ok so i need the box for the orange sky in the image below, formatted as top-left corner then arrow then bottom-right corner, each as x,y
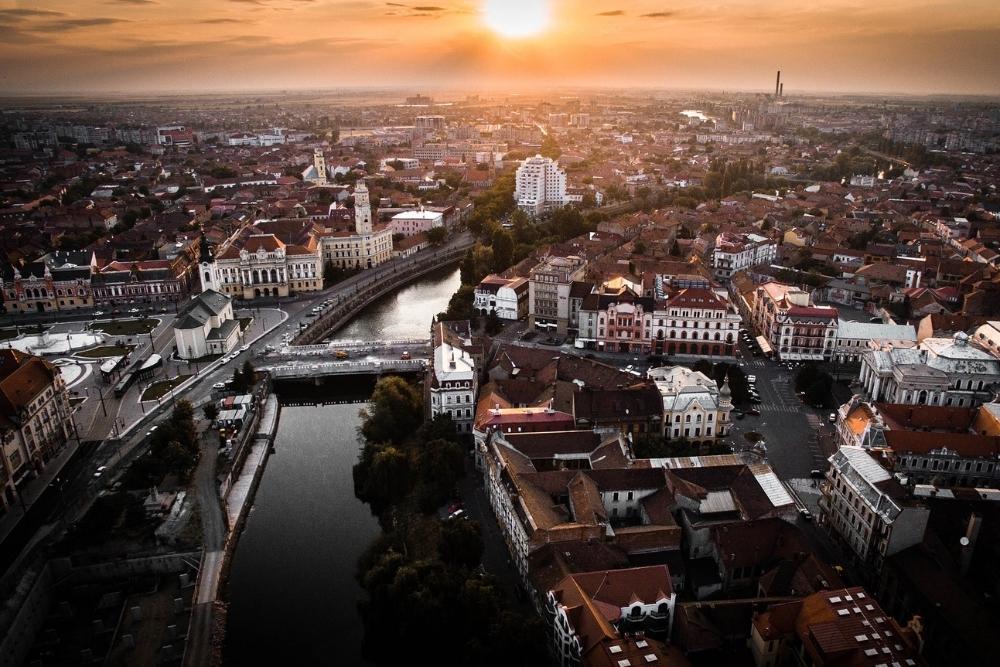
0,0 -> 998,95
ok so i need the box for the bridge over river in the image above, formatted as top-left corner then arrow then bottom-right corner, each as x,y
255,338 -> 431,379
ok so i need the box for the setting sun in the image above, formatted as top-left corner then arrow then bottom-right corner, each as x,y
482,0 -> 551,39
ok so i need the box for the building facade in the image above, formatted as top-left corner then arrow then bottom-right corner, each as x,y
0,350 -> 74,514
819,446 -> 929,572
515,155 -> 568,216
473,275 -> 529,320
210,234 -> 323,300
648,366 -> 733,442
92,260 -> 187,305
429,321 -> 478,433
859,333 -> 1000,408
1,251 -> 96,314
752,282 -> 837,361
711,232 -> 777,281
173,289 -> 240,360
317,181 -> 394,270
389,209 -> 443,237
529,256 -> 587,335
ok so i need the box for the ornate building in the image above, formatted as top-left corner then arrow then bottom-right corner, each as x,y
210,233 -> 323,300
1,251 -> 95,314
317,181 -> 394,270
0,350 -> 74,513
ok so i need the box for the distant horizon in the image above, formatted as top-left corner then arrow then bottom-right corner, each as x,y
0,83 -> 998,103
0,1 -> 997,98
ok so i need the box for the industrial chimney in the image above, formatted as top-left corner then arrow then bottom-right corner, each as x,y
775,70 -> 781,97
780,82 -> 784,97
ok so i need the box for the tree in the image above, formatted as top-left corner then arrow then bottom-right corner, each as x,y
438,518 -> 483,569
203,403 -> 218,421
444,285 -> 476,321
414,438 -> 465,512
540,133 -> 561,160
426,226 -> 447,245
490,227 -> 514,272
359,376 -> 423,445
485,309 -> 502,335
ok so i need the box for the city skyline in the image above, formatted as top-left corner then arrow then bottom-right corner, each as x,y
0,0 -> 998,96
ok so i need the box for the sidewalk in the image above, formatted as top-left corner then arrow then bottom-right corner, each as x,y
0,441 -> 79,545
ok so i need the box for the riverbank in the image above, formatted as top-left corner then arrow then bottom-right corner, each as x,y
182,393 -> 280,667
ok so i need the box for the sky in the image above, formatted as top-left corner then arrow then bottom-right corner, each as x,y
0,0 -> 998,96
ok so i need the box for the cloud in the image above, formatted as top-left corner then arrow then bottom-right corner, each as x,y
105,0 -> 158,5
640,12 -> 675,18
597,10 -> 625,17
199,18 -> 255,24
413,6 -> 445,10
28,18 -> 129,33
0,9 -> 65,19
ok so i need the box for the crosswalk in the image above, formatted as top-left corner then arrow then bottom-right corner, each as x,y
759,404 -> 803,414
740,360 -> 768,368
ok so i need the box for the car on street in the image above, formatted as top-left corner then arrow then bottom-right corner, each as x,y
400,351 -> 411,360
213,382 -> 226,389
799,507 -> 813,521
128,307 -> 140,314
810,469 -> 825,479
745,408 -> 760,416
828,412 -> 837,423
447,509 -> 466,520
240,344 -> 250,353
747,375 -> 757,383
93,310 -> 105,316
335,350 -> 349,359
93,465 -> 107,478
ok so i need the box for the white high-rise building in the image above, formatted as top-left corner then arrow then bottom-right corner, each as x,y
515,155 -> 568,216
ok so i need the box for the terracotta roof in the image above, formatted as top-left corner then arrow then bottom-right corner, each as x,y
243,234 -> 285,252
0,349 -> 59,415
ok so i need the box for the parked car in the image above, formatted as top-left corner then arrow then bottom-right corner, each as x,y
213,382 -> 226,389
799,507 -> 813,521
93,310 -> 105,316
335,350 -> 349,359
400,351 -> 411,360
747,375 -> 757,383
240,344 -> 250,353
810,469 -> 825,479
745,408 -> 760,416
828,412 -> 837,423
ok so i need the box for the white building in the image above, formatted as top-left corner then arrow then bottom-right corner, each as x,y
833,320 -> 917,363
859,333 -> 1000,408
820,446 -> 929,571
211,234 -> 323,299
515,155 -> 568,216
317,181 -> 394,270
648,366 -> 732,442
473,275 -> 529,320
711,232 -> 777,281
429,322 -> 478,433
752,282 -> 838,361
173,289 -> 240,360
389,209 -> 444,237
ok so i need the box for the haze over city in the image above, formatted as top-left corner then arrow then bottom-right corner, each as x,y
1,0 -> 999,95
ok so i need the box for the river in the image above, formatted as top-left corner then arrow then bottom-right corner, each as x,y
223,265 -> 460,665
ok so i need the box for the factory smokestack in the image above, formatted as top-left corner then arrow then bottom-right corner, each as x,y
775,70 -> 781,97
780,82 -> 784,97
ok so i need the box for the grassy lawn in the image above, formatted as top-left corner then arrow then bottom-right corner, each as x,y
69,397 -> 86,407
76,344 -> 134,359
184,352 -> 223,364
238,317 -> 253,332
92,318 -> 160,336
141,375 -> 192,402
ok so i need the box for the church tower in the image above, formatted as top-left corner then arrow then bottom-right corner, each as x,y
354,180 -> 372,235
198,233 -> 220,293
313,148 -> 328,186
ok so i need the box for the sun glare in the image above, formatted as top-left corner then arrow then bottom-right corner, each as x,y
482,0 -> 551,39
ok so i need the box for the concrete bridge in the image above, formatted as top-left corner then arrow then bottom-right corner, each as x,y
294,239 -> 473,345
258,357 -> 428,380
